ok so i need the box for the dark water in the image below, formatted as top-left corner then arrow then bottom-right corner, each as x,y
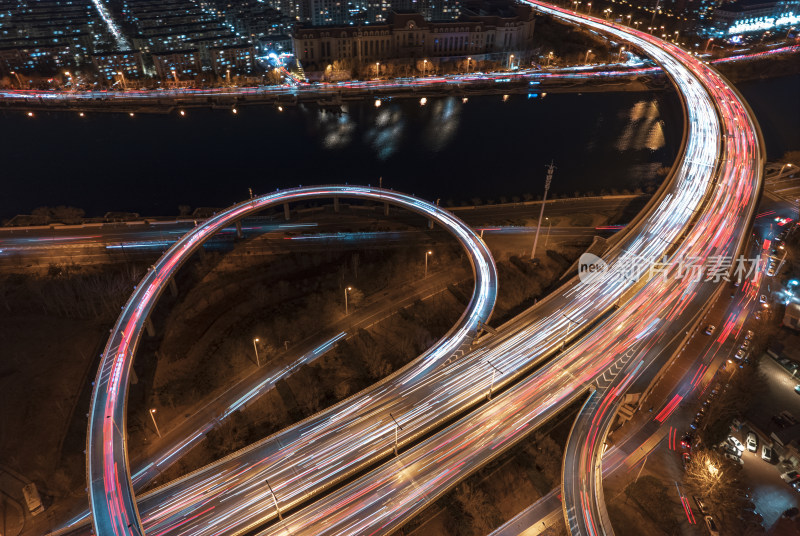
736,74 -> 800,161
0,75 -> 790,219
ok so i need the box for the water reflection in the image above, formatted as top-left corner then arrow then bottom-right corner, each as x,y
365,106 -> 404,160
318,106 -> 355,149
616,99 -> 666,152
423,98 -> 461,152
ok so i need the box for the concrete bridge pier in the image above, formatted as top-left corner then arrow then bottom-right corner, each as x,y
235,221 -> 243,239
145,318 -> 156,337
283,202 -> 291,220
169,279 -> 178,297
334,197 -> 340,212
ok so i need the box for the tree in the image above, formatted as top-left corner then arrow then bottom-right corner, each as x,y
684,448 -> 758,531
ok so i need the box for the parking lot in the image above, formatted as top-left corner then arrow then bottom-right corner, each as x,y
730,354 -> 800,526
726,426 -> 798,526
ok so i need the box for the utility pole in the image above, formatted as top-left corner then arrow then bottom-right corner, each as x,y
530,161 -> 555,261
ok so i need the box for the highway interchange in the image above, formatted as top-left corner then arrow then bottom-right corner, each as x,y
32,2 -> 765,536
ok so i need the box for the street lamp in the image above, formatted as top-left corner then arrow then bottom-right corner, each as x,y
465,56 -> 471,73
509,54 -> 514,69
116,70 -> 127,90
10,70 -> 23,89
547,51 -> 554,66
149,408 -> 161,438
584,49 -> 592,64
253,338 -> 261,367
345,286 -> 352,315
486,360 -> 503,400
375,62 -> 380,78
423,58 -> 428,77
617,47 -> 626,62
586,2 -> 591,13
779,163 -> 794,176
389,412 -> 403,456
424,250 -> 433,277
265,478 -> 282,520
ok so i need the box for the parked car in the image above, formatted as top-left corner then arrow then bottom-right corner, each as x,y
780,470 -> 800,483
694,496 -> 709,515
747,432 -> 758,452
728,436 -> 745,453
704,515 -> 721,536
681,433 -> 694,449
725,452 -> 744,465
760,294 -> 768,303
705,324 -> 716,335
735,348 -> 747,360
682,452 -> 691,470
763,445 -> 773,462
741,340 -> 751,349
744,329 -> 754,340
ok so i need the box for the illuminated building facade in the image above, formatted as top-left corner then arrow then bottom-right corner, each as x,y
708,0 -> 800,35
293,2 -> 533,71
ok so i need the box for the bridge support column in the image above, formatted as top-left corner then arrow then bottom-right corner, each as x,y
145,318 -> 156,337
384,202 -> 389,216
235,221 -> 243,239
169,279 -> 178,297
334,197 -> 339,212
283,202 -> 290,220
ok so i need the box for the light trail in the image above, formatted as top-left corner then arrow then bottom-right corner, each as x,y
86,186 -> 498,536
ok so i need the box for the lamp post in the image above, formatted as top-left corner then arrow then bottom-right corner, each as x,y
375,62 -> 380,78
509,54 -> 514,69
547,51 -> 554,66
149,409 -> 161,438
617,47 -> 626,62
117,71 -> 127,90
265,479 -> 282,520
424,250 -> 432,277
423,58 -> 427,77
10,71 -> 23,88
253,338 -> 261,367
586,2 -> 591,13
486,360 -> 503,400
389,413 -> 403,456
779,163 -> 794,176
544,217 -> 552,249
531,161 -> 555,260
584,49 -> 592,64
345,286 -> 352,315
561,313 -> 578,351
